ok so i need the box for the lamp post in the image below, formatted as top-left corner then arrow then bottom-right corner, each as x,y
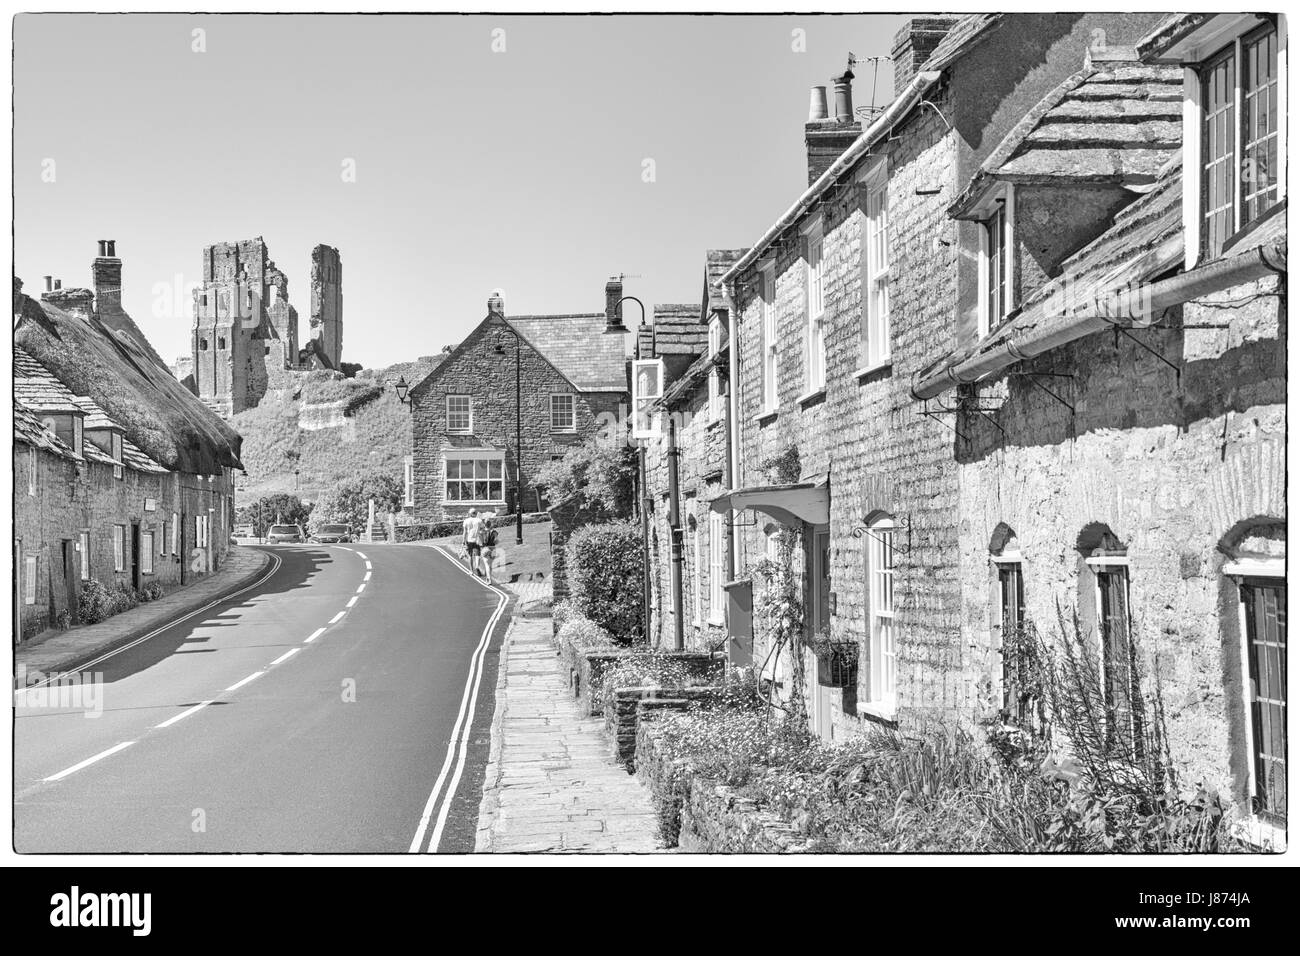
493,327 -> 525,546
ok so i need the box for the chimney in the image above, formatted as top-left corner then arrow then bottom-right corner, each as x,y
487,289 -> 505,316
43,286 -> 95,321
891,16 -> 961,91
605,277 -> 625,331
93,238 -> 122,319
54,278 -> 62,290
805,69 -> 861,186
43,275 -> 53,292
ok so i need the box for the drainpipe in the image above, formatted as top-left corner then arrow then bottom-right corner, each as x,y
667,415 -> 684,651
724,282 -> 742,581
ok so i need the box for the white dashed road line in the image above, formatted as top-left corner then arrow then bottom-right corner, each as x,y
305,627 -> 327,644
269,648 -> 300,667
153,701 -> 213,730
328,611 -> 346,625
44,741 -> 136,782
346,596 -> 359,608
225,671 -> 264,693
356,583 -> 366,593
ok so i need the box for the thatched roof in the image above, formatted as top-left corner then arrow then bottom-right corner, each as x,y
14,293 -> 243,474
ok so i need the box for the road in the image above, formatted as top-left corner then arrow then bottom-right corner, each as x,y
14,543 -> 510,853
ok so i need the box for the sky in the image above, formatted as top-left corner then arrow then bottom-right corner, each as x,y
14,13 -> 908,370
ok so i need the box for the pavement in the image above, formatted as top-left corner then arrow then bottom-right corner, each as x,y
14,542 -> 510,853
15,546 -> 272,679
475,616 -> 663,853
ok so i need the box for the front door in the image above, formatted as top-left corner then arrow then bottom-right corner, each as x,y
61,540 -> 79,626
131,523 -> 141,592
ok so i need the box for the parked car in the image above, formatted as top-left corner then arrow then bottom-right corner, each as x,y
311,524 -> 353,544
266,524 -> 305,544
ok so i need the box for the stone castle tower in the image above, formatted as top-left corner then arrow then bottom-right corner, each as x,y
307,245 -> 343,370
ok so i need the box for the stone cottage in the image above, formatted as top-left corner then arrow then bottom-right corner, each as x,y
14,267 -> 243,642
711,13 -> 1173,742
913,11 -> 1287,844
406,288 -> 628,523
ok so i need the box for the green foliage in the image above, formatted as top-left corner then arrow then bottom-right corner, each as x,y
556,615 -> 617,651
535,439 -> 637,517
236,494 -> 313,536
565,518 -> 645,641
310,472 -> 403,532
78,580 -> 140,625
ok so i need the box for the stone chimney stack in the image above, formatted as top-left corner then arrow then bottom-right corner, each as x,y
804,68 -> 861,186
487,289 -> 505,316
605,276 -> 624,331
43,276 -> 53,292
891,16 -> 961,90
43,286 -> 95,321
92,238 -> 122,319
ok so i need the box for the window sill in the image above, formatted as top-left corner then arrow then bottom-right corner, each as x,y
707,616 -> 725,627
855,701 -> 898,723
796,387 -> 826,408
706,416 -> 726,430
753,409 -> 778,426
550,430 -> 578,436
854,358 -> 892,381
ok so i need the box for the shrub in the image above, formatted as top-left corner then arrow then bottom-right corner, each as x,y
311,472 -> 403,533
140,581 -> 165,602
535,440 -> 636,516
596,655 -> 707,714
552,600 -> 577,628
556,615 -> 616,651
565,518 -> 644,641
78,580 -> 114,624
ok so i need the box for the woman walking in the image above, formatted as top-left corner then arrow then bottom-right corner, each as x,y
480,513 -> 501,584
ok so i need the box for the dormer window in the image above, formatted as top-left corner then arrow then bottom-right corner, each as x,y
73,416 -> 83,457
111,431 -> 123,479
977,186 -> 1015,337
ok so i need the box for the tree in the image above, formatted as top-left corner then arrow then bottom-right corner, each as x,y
311,472 -> 404,532
236,493 -> 313,536
534,439 -> 637,518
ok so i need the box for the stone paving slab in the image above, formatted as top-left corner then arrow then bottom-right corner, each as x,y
475,617 -> 662,854
14,546 -> 272,680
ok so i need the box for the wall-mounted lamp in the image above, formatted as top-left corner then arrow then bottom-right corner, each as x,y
394,375 -> 410,404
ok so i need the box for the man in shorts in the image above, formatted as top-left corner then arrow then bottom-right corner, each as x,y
462,508 -> 484,575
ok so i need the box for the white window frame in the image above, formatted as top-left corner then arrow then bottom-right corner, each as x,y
111,431 -> 124,480
403,455 -> 415,507
73,416 -> 83,457
631,358 -> 665,439
708,511 -> 725,625
443,449 -> 506,505
861,516 -> 897,716
760,265 -> 778,412
859,164 -> 891,370
803,222 -> 827,392
1180,16 -> 1287,266
707,316 -> 724,422
113,525 -> 126,572
141,532 -> 155,574
27,445 -> 36,496
79,531 -> 91,580
977,185 -> 1015,338
24,554 -> 38,605
550,393 -> 577,433
446,394 -> 473,435
692,519 -> 703,627
171,512 -> 179,557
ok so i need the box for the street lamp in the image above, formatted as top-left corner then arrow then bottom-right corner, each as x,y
394,375 -> 410,404
493,327 -> 525,546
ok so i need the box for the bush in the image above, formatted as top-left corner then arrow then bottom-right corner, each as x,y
535,440 -> 636,516
552,600 -> 577,628
78,580 -> 114,624
565,518 -> 644,641
140,581 -> 164,602
596,655 -> 708,714
556,615 -> 616,651
311,472 -> 404,533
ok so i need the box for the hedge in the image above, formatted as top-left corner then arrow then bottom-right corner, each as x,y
564,518 -> 644,641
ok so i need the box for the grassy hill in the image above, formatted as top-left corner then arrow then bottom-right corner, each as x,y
233,357 -> 442,502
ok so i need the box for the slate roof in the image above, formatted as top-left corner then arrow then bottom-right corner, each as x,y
14,346 -> 87,414
660,345 -> 726,409
15,295 -> 244,473
704,250 -> 747,313
506,313 -> 627,393
950,51 -> 1182,216
1135,13 -> 1215,60
13,401 -> 78,460
919,13 -> 1001,72
646,304 -> 708,358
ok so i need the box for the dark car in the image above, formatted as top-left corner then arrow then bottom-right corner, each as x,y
311,524 -> 353,544
266,524 -> 305,544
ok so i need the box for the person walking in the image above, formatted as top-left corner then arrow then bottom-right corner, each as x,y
480,513 -> 501,584
462,508 -> 484,574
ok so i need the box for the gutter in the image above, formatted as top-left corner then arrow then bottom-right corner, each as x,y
911,239 -> 1287,400
718,71 -> 942,288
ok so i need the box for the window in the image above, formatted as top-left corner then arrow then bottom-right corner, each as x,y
73,416 -> 83,457
995,556 -> 1026,722
550,394 -> 576,433
861,171 -> 891,368
1198,23 -> 1281,258
444,452 -> 505,503
978,189 -> 1015,336
708,511 -> 725,624
27,446 -> 36,496
631,358 -> 664,438
760,267 -> 778,411
113,525 -> 125,572
111,431 -> 123,480
691,518 -> 702,627
198,338 -> 208,351
805,227 -> 826,391
79,531 -> 90,580
24,555 -> 37,605
707,317 -> 724,422
196,515 -> 209,549
1087,553 -> 1136,746
217,337 -> 226,350
1239,578 -> 1286,824
446,395 -> 473,434
403,455 -> 415,507
171,513 -> 179,557
864,516 -> 896,710
141,533 -> 154,574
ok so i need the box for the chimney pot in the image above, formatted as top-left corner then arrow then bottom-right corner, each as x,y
808,86 -> 829,122
44,275 -> 53,292
54,279 -> 62,290
832,70 -> 855,123
107,240 -> 116,257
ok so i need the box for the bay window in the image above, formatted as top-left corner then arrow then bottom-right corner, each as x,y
444,451 -> 505,504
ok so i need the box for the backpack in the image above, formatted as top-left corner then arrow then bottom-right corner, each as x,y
486,529 -> 499,548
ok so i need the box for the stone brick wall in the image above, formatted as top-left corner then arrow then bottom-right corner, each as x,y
409,313 -> 625,522
955,274 -> 1286,815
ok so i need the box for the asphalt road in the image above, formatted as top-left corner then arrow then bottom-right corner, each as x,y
14,543 -> 510,853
